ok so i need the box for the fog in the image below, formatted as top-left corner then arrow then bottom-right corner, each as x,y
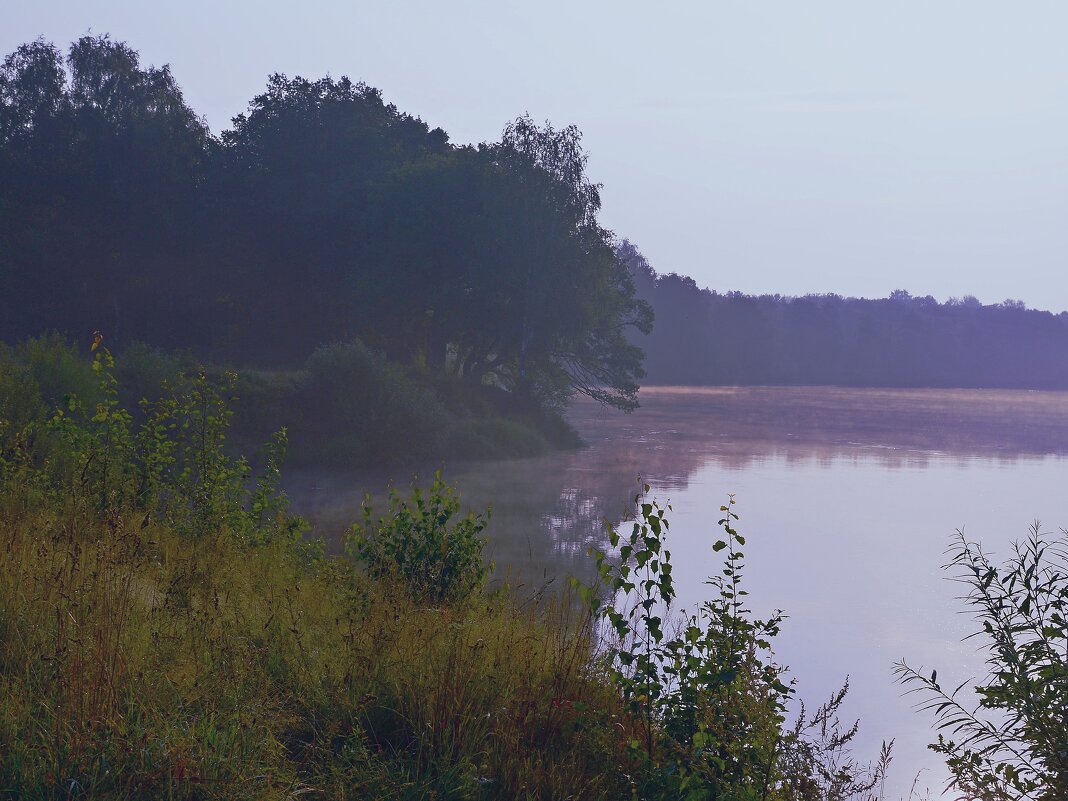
288,386 -> 1068,798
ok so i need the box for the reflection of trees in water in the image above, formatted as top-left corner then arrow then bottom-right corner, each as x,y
286,387 -> 1068,586
543,488 -> 602,557
595,387 -> 1068,461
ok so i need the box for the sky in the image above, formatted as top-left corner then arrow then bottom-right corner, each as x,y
6,1 -> 1068,308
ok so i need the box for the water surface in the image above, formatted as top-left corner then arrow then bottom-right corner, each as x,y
288,386 -> 1068,798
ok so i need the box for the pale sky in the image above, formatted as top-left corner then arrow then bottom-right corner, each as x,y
6,1 -> 1068,309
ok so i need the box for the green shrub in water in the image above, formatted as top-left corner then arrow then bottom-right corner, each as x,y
346,472 -> 490,604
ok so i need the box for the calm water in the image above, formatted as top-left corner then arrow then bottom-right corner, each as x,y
287,386 -> 1068,798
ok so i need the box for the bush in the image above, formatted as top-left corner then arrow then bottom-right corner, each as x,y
445,416 -> 551,459
296,340 -> 450,463
3,334 -> 574,470
346,473 -> 490,603
584,490 -> 888,800
0,333 -> 98,447
896,526 -> 1068,800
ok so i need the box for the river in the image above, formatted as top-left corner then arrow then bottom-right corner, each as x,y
286,386 -> 1068,798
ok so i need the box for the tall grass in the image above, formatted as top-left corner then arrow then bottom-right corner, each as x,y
0,475 -> 623,799
0,340 -> 891,800
4,521 -> 630,797
0,344 -> 624,799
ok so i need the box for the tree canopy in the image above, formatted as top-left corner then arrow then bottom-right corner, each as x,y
0,36 -> 651,412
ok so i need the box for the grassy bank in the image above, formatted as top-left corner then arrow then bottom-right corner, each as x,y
1,335 -> 579,473
0,343 -> 618,799
0,342 -> 887,800
0,506 -> 619,799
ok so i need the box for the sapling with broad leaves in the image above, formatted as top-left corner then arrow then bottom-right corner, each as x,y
585,490 -> 888,801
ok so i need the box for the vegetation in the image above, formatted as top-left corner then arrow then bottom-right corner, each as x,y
0,35 -> 651,419
0,345 -> 891,799
0,333 -> 578,468
896,527 -> 1068,800
9,27 -> 1042,801
346,473 -> 491,604
621,241 -> 1068,389
11,32 -> 1068,428
584,493 -> 890,800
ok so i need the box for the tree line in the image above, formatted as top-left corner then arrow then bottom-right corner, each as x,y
621,241 -> 1068,389
8,34 -> 1067,406
0,35 -> 651,412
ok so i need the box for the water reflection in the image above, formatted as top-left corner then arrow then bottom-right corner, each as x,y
287,386 -> 1068,581
284,386 -> 1068,797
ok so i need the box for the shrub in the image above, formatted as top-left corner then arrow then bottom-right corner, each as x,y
0,333 -> 98,451
346,473 -> 490,603
896,526 -> 1068,800
8,332 -> 99,409
30,338 -> 306,547
445,416 -> 550,459
584,490 -> 888,800
297,340 -> 450,463
114,341 -> 184,409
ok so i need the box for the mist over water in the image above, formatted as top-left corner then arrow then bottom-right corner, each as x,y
288,386 -> 1068,798
5,11 -> 1066,792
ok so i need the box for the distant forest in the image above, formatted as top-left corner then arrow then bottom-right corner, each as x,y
5,35 -> 1068,409
622,244 -> 1068,389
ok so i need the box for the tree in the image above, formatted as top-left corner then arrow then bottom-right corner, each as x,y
216,74 -> 451,362
459,116 -> 652,411
0,35 -> 209,349
1,37 -> 653,417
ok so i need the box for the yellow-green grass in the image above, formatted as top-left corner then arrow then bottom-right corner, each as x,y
0,492 -> 629,800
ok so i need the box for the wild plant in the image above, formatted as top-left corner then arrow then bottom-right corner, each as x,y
47,335 -> 136,515
896,525 -> 1068,801
3,334 -> 306,556
778,690 -> 894,801
345,472 -> 490,603
134,367 -> 248,539
588,490 -> 888,801
246,428 -> 308,546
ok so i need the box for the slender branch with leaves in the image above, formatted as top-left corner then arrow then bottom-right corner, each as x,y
896,524 -> 1068,801
585,490 -> 888,801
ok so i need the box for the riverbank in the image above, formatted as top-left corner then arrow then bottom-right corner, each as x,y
1,334 -> 582,473
284,384 -> 1068,798
0,346 -> 885,800
0,478 -> 623,799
